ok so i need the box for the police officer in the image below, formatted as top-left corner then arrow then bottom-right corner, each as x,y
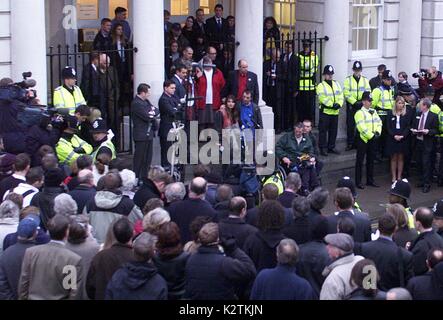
337,176 -> 362,212
55,115 -> 93,166
432,199 -> 443,237
53,67 -> 87,115
296,39 -> 319,123
343,61 -> 371,151
354,92 -> 382,189
316,65 -> 344,156
372,69 -> 395,159
90,118 -> 116,162
388,179 -> 414,230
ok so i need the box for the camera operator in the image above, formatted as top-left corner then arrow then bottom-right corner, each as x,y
53,66 -> 87,115
417,66 -> 443,108
159,80 -> 183,168
131,83 -> 160,180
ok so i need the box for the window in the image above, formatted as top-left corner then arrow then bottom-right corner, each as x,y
274,0 -> 296,35
199,0 -> 217,15
352,0 -> 383,57
171,0 -> 189,16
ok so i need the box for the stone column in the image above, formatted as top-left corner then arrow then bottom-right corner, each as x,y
11,0 -> 48,105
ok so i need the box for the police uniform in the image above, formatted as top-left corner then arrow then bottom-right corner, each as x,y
90,118 -> 116,162
316,65 -> 344,155
371,70 -> 395,158
337,176 -> 363,212
432,200 -> 443,238
296,40 -> 319,123
343,61 -> 371,150
390,179 -> 415,230
53,67 -> 87,115
354,92 -> 382,188
55,116 -> 93,166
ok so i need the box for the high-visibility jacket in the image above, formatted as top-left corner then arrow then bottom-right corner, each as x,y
438,111 -> 443,138
405,207 -> 415,231
261,172 -> 284,195
316,80 -> 344,116
53,85 -> 87,115
297,52 -> 319,91
92,139 -> 117,162
56,135 -> 93,166
371,86 -> 394,116
343,75 -> 371,105
354,107 -> 382,143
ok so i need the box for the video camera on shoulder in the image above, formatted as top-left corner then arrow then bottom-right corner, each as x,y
412,69 -> 431,79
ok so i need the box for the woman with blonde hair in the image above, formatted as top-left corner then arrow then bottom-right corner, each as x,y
386,203 -> 417,249
386,96 -> 411,183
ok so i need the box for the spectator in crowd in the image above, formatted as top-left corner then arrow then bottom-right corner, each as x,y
153,222 -> 190,300
337,217 -> 362,255
183,216 -> 213,254
93,18 -> 113,51
410,207 -> 443,275
320,233 -> 364,300
407,248 -> 443,300
133,198 -> 164,236
347,259 -> 386,300
386,203 -> 418,249
168,177 -> 217,244
0,153 -> 16,184
111,23 -> 132,102
66,155 -> 93,191
84,172 -> 142,243
327,188 -> 372,243
263,49 -> 284,132
93,153 -> 111,185
164,182 -> 186,207
283,197 -> 311,245
53,194 -> 78,217
25,116 -> 60,167
105,232 -> 167,300
337,176 -> 363,212
86,218 -> 134,300
397,71 -> 419,100
263,17 -> 280,59
81,53 -> 101,111
184,223 -> 256,300
244,200 -> 286,272
18,215 -> 83,300
182,16 -> 196,47
278,172 -> 301,208
65,215 -> 100,300
220,47 -> 235,79
194,8 -> 206,42
142,208 -> 170,235
0,201 -> 20,252
433,199 -> 443,238
303,120 -> 320,157
111,7 -> 131,41
360,214 -> 413,290
169,24 -> 190,53
0,153 -> 30,201
68,169 -> 96,214
251,239 -> 315,300
418,66 -> 443,108
205,4 -> 227,54
306,187 -> 329,226
296,215 -> 331,297
3,167 -> 43,208
134,172 -> 172,210
219,196 -> 258,249
97,54 -> 120,130
224,59 -> 260,104
215,95 -> 240,134
0,215 -> 38,299
119,169 -> 137,199
225,16 -> 235,45
386,288 -> 412,300
212,185 -> 234,220
165,41 -> 181,78
164,10 -> 173,41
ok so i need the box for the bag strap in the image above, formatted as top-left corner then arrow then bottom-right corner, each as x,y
22,189 -> 35,199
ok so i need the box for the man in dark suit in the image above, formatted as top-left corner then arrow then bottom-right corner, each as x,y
131,83 -> 159,180
412,98 -> 439,193
159,80 -> 182,168
281,41 -> 300,131
164,10 -> 173,43
205,4 -> 227,54
278,172 -> 301,208
93,18 -> 113,51
224,59 -> 260,104
327,187 -> 372,243
360,214 -> 413,291
170,64 -> 187,101
80,52 -> 101,110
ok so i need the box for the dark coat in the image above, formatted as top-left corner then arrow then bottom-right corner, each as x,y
80,63 -> 101,105
105,261 -> 168,300
409,230 -> 443,276
68,185 -> 97,214
407,263 -> 443,300
0,175 -> 25,201
86,243 -> 134,300
327,210 -> 372,243
360,237 -> 414,290
133,179 -> 162,210
184,246 -> 256,300
246,207 -> 293,228
170,75 -> 187,100
131,96 -> 159,142
250,265 -> 315,300
152,251 -> 190,300
214,201 -> 230,220
412,110 -> 439,150
219,217 -> 259,249
296,240 -> 331,297
283,216 -> 312,245
205,16 -> 228,48
278,191 -> 297,209
276,133 -> 314,163
30,187 -> 65,231
0,240 -> 35,300
393,227 -> 418,249
347,288 -> 386,300
158,92 -> 181,139
243,230 -> 285,272
224,71 -> 260,105
2,229 -> 49,252
168,198 -> 217,244
25,125 -> 59,166
92,32 -> 113,51
263,59 -> 285,101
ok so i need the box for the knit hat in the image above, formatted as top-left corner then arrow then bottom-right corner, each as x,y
0,153 -> 16,176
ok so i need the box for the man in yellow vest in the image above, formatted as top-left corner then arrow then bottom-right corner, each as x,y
371,69 -> 394,160
316,65 -> 344,156
90,118 -> 116,162
53,67 -> 87,115
343,61 -> 371,151
354,92 -> 382,189
55,115 -> 93,166
296,39 -> 319,123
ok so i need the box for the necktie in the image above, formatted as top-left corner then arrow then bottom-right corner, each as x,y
217,19 -> 222,30
418,113 -> 426,131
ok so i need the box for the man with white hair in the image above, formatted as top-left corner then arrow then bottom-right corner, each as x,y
0,200 -> 20,253
53,194 -> 78,217
164,182 -> 186,206
69,169 -> 96,214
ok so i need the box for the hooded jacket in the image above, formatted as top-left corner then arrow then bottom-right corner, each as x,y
105,261 -> 168,300
243,230 -> 285,272
85,191 -> 143,244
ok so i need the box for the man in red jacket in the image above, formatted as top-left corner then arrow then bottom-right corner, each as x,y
195,56 -> 226,131
418,66 -> 443,108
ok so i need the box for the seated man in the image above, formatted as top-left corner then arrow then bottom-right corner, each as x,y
276,122 -> 320,194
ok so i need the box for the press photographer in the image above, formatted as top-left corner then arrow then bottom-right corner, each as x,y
417,66 -> 443,108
